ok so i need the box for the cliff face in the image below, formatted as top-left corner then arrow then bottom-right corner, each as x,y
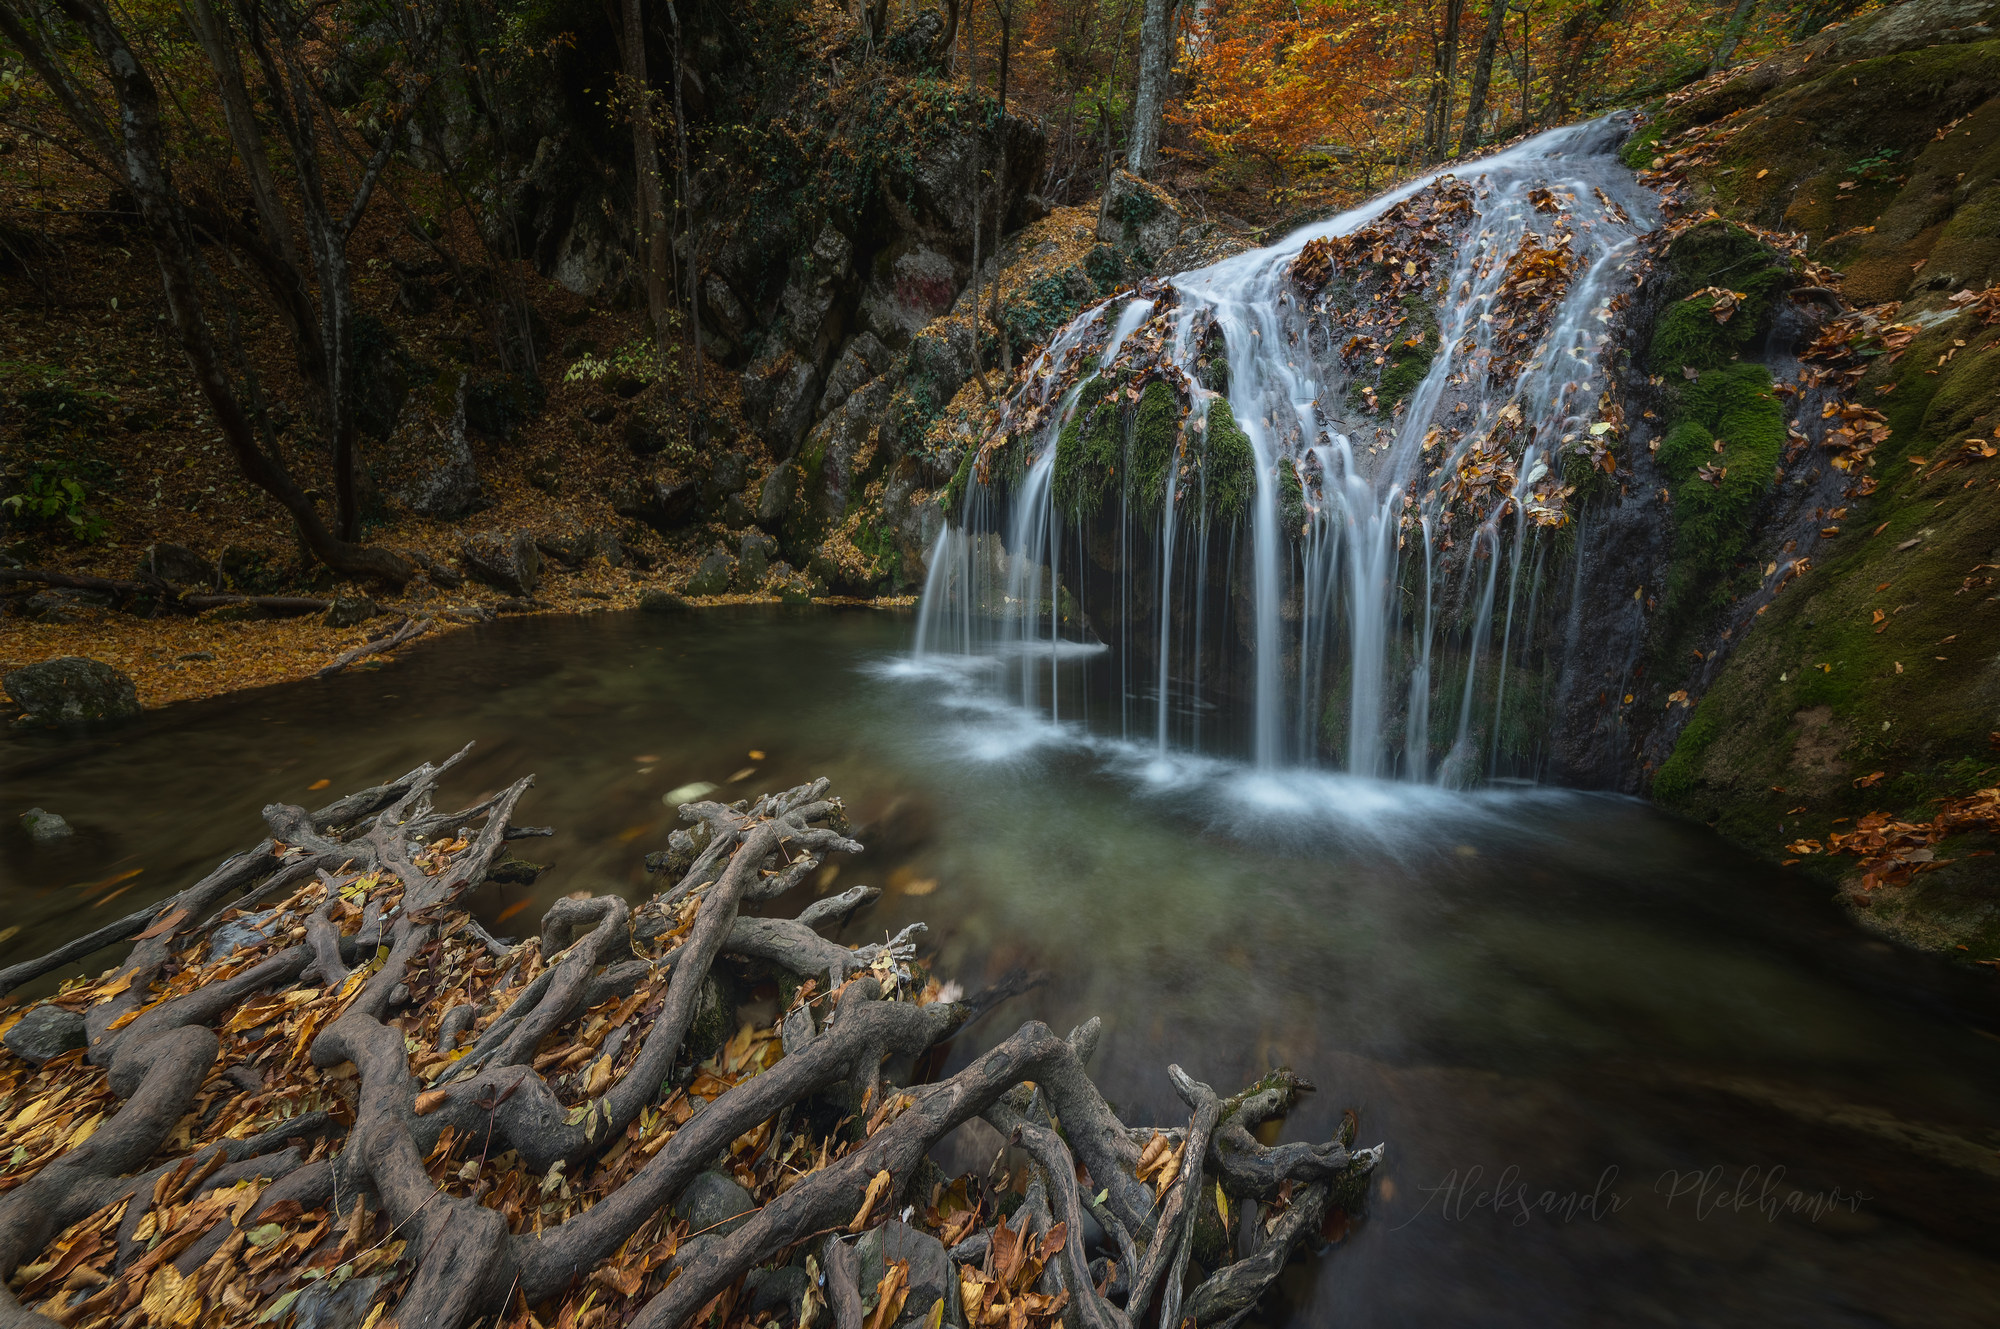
1598,0 -> 2000,955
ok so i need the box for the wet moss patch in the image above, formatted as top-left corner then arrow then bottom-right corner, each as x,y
1202,399 -> 1256,526
1053,375 -> 1121,521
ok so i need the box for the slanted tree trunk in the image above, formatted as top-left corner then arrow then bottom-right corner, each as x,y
1127,0 -> 1177,176
1459,0 -> 1507,155
1709,0 -> 1759,73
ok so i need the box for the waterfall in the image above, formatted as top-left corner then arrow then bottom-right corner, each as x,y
914,116 -> 1657,784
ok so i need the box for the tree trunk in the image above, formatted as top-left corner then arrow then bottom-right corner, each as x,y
667,1 -> 701,408
969,2 -> 983,392
620,0 -> 673,368
1126,0 -> 1176,176
1459,0 -> 1506,155
1709,0 -> 1759,73
1425,0 -> 1466,161
1539,0 -> 1622,127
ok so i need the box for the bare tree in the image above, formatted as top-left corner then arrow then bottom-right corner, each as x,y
1709,0 -> 1759,72
0,0 -> 426,583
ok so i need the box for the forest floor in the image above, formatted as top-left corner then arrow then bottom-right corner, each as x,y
0,168 -> 914,715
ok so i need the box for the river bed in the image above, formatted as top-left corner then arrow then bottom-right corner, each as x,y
4,606 -> 1997,1325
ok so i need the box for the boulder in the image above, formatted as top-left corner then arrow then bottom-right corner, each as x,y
324,596 -> 382,629
638,588 -> 689,614
781,225 -> 856,362
5,656 -> 141,725
857,241 -> 962,348
461,533 -> 542,598
1,1005 -> 86,1066
737,530 -> 778,589
615,476 -> 702,535
857,1221 -> 962,1329
818,333 -> 890,418
208,906 -> 285,961
705,452 -> 750,512
674,1171 -> 754,1240
759,460 -> 796,526
137,542 -> 214,586
1098,170 -> 1183,267
23,589 -> 108,622
20,807 -> 72,842
684,548 -> 737,597
741,352 -> 821,459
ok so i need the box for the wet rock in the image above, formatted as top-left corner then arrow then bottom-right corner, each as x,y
5,656 -> 141,725
684,548 -> 737,597
738,530 -> 778,589
1098,170 -> 1182,267
324,596 -> 382,629
744,1266 -> 810,1319
2,1005 -> 86,1066
137,542 -> 214,586
857,1221 -> 961,1329
675,1171 -> 754,1239
460,533 -> 542,598
20,807 -> 73,842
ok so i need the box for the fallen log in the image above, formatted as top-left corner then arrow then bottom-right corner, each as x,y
0,567 -> 332,617
0,753 -> 1381,1329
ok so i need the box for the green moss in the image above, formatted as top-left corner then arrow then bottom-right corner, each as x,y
1646,222 -> 1793,375
1377,296 -> 1440,410
1619,114 -> 1667,171
1201,399 -> 1256,526
1655,362 -> 1785,630
1653,708 -> 1720,805
941,445 -> 977,515
1130,381 -> 1180,519
1277,456 -> 1307,538
1053,376 -> 1121,521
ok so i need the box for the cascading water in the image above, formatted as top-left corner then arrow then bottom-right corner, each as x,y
913,115 -> 1658,784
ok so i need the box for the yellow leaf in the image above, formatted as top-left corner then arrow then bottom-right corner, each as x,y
141,1264 -> 203,1328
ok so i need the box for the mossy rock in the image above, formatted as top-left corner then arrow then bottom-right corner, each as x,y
1129,381 -> 1181,519
1277,456 -> 1308,538
1377,295 -> 1439,411
1053,375 -> 1122,521
1655,362 -> 1786,633
1201,399 -> 1256,526
1645,222 -> 1793,376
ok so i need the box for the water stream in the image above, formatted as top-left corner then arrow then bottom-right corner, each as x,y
4,609 -> 1997,1323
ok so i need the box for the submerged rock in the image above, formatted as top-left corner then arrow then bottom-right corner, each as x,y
20,808 -> 72,842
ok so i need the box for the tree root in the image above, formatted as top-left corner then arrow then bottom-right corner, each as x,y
0,756 -> 1381,1329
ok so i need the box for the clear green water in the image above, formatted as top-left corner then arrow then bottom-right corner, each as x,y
4,607 -> 1997,1324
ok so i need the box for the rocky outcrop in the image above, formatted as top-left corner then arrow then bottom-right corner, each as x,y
1573,0 -> 2000,956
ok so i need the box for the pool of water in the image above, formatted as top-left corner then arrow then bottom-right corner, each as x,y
5,607 -> 1997,1325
